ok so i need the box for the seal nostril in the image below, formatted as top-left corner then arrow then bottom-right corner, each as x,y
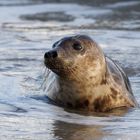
44,51 -> 58,59
51,51 -> 57,58
44,52 -> 50,59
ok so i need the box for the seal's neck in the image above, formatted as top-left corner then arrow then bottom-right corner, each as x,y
58,62 -> 107,88
69,60 -> 107,86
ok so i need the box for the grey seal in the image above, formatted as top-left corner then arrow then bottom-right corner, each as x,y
44,35 -> 138,112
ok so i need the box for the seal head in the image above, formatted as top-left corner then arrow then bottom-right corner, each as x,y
44,35 -> 106,85
44,35 -> 138,112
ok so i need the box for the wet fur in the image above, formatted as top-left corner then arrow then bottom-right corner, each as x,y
44,35 -> 138,112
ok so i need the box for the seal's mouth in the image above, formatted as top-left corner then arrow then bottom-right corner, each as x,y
44,56 -> 74,78
44,50 -> 66,75
44,57 -> 58,69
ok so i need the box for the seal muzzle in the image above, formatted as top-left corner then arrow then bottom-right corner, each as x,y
44,50 -> 58,59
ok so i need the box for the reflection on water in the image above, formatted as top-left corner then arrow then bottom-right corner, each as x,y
53,121 -> 106,140
0,0 -> 140,139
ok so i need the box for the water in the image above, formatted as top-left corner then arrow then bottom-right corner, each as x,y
0,0 -> 140,139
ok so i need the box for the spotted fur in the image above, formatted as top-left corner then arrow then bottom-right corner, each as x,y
44,35 -> 138,112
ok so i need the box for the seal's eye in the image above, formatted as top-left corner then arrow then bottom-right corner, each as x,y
72,43 -> 83,51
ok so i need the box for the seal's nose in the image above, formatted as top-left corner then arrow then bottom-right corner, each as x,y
44,50 -> 58,59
